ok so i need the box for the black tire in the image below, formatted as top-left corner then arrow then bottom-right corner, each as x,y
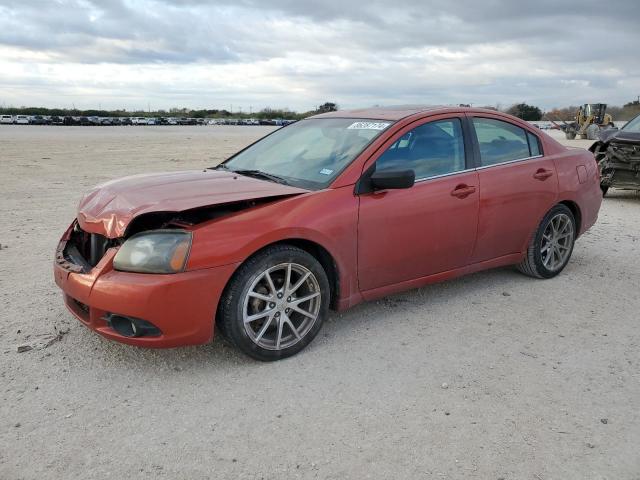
565,130 -> 576,140
517,204 -> 576,279
601,185 -> 609,196
217,244 -> 330,361
586,124 -> 600,141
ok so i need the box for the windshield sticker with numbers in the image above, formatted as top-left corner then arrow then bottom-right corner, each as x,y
347,122 -> 391,130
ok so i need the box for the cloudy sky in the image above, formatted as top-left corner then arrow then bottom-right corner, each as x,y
1,0 -> 639,112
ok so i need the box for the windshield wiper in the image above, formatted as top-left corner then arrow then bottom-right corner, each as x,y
230,169 -> 289,185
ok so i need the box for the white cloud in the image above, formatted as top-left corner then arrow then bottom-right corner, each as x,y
0,0 -> 639,111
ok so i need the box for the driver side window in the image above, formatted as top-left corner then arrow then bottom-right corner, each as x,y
376,118 -> 466,180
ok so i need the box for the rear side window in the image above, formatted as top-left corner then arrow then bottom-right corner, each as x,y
472,118 -> 541,167
527,131 -> 542,156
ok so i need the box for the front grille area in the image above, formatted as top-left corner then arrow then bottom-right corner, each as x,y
610,142 -> 640,165
56,222 -> 117,273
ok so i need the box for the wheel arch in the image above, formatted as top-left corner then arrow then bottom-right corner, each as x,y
273,238 -> 340,310
221,238 -> 341,311
558,200 -> 582,235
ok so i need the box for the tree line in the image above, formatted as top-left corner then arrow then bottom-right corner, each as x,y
499,100 -> 640,122
0,102 -> 339,120
2,100 -> 639,122
541,100 -> 640,122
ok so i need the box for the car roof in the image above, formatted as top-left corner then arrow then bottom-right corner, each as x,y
310,105 -> 496,121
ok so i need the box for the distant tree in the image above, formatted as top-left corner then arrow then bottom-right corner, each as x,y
505,103 -> 543,121
316,102 -> 338,113
542,106 -> 579,122
619,99 -> 640,120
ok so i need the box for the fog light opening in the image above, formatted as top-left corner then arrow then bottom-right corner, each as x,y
106,314 -> 161,338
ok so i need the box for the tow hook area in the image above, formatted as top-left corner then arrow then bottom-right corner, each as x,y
105,313 -> 162,338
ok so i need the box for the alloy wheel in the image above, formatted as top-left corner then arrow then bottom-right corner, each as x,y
540,213 -> 574,271
242,263 -> 321,350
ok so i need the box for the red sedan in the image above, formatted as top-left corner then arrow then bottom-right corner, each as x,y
54,106 -> 602,361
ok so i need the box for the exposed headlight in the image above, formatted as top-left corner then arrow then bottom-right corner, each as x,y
113,230 -> 192,274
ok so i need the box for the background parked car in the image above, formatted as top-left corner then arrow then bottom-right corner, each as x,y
15,115 -> 29,124
0,115 -> 13,124
30,115 -> 47,125
590,113 -> 640,195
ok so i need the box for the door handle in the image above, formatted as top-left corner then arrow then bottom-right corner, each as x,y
533,168 -> 554,181
451,184 -> 476,199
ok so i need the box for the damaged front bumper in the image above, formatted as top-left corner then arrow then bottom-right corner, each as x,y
54,222 -> 238,348
598,141 -> 640,190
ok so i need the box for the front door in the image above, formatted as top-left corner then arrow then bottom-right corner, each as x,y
357,116 -> 479,291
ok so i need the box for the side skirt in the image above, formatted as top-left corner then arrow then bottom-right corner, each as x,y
359,253 -> 524,303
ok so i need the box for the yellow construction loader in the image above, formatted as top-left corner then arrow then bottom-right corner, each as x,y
556,104 -> 616,140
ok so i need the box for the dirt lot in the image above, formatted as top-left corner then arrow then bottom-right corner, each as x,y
0,126 -> 638,479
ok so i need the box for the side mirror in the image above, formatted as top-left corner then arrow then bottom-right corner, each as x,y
370,169 -> 415,190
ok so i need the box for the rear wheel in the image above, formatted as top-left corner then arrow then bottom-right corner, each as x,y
586,124 -> 600,141
517,205 -> 576,279
218,245 -> 330,361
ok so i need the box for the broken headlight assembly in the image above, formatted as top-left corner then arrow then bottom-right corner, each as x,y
113,230 -> 192,274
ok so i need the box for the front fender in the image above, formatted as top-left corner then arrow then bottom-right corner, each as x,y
185,186 -> 361,307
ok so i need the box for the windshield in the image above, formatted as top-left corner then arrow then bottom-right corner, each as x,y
622,114 -> 640,133
219,118 -> 393,189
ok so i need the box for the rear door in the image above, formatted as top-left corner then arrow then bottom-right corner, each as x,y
357,115 -> 479,291
468,115 -> 558,263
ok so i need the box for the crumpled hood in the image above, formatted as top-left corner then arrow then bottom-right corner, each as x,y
598,128 -> 640,144
608,131 -> 640,144
77,169 -> 309,238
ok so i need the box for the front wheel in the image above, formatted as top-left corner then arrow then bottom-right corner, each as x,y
517,205 -> 576,279
218,245 -> 330,361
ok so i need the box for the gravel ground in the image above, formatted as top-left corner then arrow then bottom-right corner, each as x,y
0,126 -> 638,479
